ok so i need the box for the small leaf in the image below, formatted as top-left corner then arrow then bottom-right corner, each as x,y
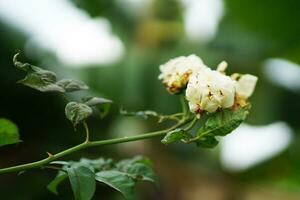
126,163 -> 157,184
195,136 -> 219,148
194,105 -> 251,148
0,118 -> 21,147
56,79 -> 89,92
51,156 -> 157,200
13,52 -> 35,72
83,97 -> 113,119
13,53 -> 65,93
120,110 -> 158,119
83,97 -> 112,106
50,161 -> 70,165
116,156 -> 158,185
96,170 -> 135,200
79,158 -> 113,171
198,105 -> 250,137
67,166 -> 96,200
18,71 -> 64,93
65,102 -> 93,126
47,171 -> 68,195
161,128 -> 190,145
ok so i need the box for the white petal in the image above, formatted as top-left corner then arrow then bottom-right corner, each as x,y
158,54 -> 209,93
186,68 -> 235,114
236,74 -> 258,98
217,61 -> 228,72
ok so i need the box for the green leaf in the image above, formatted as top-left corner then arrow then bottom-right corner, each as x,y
161,128 -> 190,145
195,136 -> 219,148
0,118 -> 21,147
120,110 -> 158,119
65,102 -> 93,126
51,156 -> 157,200
116,156 -> 153,169
18,71 -> 64,93
13,53 -> 65,93
50,161 -> 70,165
198,105 -> 250,137
83,97 -> 113,119
13,52 -> 35,72
126,163 -> 157,184
78,158 -> 113,171
47,171 -> 68,195
194,105 -> 250,148
116,156 -> 157,184
67,166 -> 96,200
95,170 -> 135,200
56,79 -> 89,92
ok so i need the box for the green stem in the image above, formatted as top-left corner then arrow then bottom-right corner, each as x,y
83,122 -> 90,143
184,117 -> 198,131
180,95 -> 189,118
0,120 -> 189,175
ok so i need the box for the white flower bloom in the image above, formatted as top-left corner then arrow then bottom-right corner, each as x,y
186,68 -> 236,117
158,54 -> 208,94
235,74 -> 258,99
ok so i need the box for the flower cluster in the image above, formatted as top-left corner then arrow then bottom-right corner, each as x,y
159,55 -> 258,118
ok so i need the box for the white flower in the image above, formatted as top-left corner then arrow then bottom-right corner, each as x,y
186,68 -> 236,117
235,74 -> 258,99
158,54 -> 208,94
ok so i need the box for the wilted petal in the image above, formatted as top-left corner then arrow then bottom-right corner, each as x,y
158,54 -> 208,94
186,68 -> 236,116
236,74 -> 258,98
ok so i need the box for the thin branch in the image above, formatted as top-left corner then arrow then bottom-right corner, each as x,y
83,122 -> 90,143
184,117 -> 198,131
0,119 -> 191,175
180,95 -> 189,118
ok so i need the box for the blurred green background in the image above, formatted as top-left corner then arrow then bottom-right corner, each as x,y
1,0 -> 300,199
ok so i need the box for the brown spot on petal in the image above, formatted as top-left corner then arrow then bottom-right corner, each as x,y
232,94 -> 248,110
195,104 -> 204,115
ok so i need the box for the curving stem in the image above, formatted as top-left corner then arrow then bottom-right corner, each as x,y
0,119 -> 191,175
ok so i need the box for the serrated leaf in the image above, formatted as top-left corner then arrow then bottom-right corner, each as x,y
161,128 -> 190,145
96,170 -> 135,200
126,163 -> 157,184
120,110 -> 158,119
0,118 -> 21,147
50,156 -> 157,200
47,171 -> 68,195
56,79 -> 89,92
116,156 -> 158,185
116,156 -> 152,173
13,53 -> 65,93
83,97 -> 112,119
67,166 -> 96,200
18,71 -> 64,93
194,105 -> 250,148
198,105 -> 250,137
65,102 -> 93,126
79,158 -> 113,171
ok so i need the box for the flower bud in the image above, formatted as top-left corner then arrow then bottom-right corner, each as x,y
158,54 -> 207,94
217,61 -> 228,73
